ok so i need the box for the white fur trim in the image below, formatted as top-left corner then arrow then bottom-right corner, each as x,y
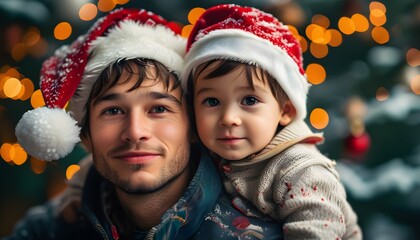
183,29 -> 310,120
15,107 -> 81,161
70,20 -> 186,124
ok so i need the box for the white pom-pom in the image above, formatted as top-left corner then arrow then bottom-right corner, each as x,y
15,107 -> 81,161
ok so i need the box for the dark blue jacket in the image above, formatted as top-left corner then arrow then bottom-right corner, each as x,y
5,150 -> 282,239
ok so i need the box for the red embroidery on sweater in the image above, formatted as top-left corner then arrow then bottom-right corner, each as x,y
285,182 -> 292,192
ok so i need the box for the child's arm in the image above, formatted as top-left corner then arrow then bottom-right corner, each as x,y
274,164 -> 362,239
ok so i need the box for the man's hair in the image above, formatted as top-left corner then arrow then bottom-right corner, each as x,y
186,59 -> 289,140
80,58 -> 181,137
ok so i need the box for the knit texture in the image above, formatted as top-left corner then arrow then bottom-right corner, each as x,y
220,120 -> 362,239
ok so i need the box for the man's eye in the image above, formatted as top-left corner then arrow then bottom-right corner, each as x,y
151,106 -> 168,113
242,96 -> 258,106
104,108 -> 122,115
204,98 -> 219,107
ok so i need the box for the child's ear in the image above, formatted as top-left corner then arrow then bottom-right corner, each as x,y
279,101 -> 296,126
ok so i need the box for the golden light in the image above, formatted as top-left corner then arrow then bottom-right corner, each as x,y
54,22 -> 72,41
306,63 -> 326,85
1,143 -> 13,162
311,14 -> 330,28
370,11 -> 387,26
12,82 -> 25,100
5,68 -> 20,78
410,74 -> 420,95
327,29 -> 343,47
376,87 -> 389,101
351,14 -> 369,32
369,1 -> 387,13
371,26 -> 389,44
23,27 -> 41,47
11,143 -> 27,166
79,3 -> 98,21
406,48 -> 420,67
311,25 -> 331,45
3,77 -> 22,98
338,17 -> 355,35
182,24 -> 194,38
188,7 -> 206,24
30,89 -> 45,108
11,43 -> 26,61
310,108 -> 329,130
97,0 -> 116,12
310,42 -> 328,58
0,75 -> 8,98
19,78 -> 34,101
30,157 -> 47,174
66,164 -> 81,180
305,24 -> 318,41
286,25 -> 300,38
298,36 -> 308,53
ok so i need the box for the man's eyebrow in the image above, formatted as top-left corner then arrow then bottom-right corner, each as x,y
93,93 -> 121,105
149,91 -> 182,106
93,91 -> 182,106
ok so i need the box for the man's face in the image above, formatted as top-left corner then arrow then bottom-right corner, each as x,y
85,65 -> 190,194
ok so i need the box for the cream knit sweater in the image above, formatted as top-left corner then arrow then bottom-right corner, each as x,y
219,120 -> 362,239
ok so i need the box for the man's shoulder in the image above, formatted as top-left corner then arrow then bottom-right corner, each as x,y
5,199 -> 94,240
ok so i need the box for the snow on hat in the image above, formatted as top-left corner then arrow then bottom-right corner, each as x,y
15,8 -> 186,161
182,4 -> 310,120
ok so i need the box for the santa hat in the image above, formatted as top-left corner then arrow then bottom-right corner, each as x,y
15,8 -> 186,161
182,4 -> 310,120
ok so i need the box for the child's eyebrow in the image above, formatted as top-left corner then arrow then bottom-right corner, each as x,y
194,87 -> 212,96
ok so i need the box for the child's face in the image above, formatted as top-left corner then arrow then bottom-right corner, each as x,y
194,63 -> 293,160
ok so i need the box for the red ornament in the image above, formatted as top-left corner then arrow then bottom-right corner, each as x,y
345,132 -> 371,160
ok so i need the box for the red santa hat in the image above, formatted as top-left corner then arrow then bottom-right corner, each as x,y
15,8 -> 186,161
182,4 -> 310,120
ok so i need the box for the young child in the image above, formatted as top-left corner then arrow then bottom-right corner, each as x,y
182,4 -> 362,239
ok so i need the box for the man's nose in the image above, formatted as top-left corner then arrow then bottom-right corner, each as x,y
121,112 -> 151,142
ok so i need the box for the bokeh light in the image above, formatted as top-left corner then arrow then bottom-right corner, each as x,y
410,74 -> 420,95
11,143 -> 27,166
376,87 -> 389,101
19,78 -> 34,101
54,22 -> 72,40
11,43 -> 26,61
338,17 -> 355,35
188,7 -> 206,24
66,164 -> 81,180
310,108 -> 329,129
351,14 -> 369,32
30,157 -> 47,174
23,27 -> 40,47
79,3 -> 98,21
327,29 -> 342,47
306,63 -> 326,85
371,26 -> 389,44
30,89 -> 45,108
311,14 -> 330,28
182,24 -> 193,38
3,77 -> 21,98
406,48 -> 420,67
1,143 -> 13,163
310,42 -> 328,58
97,0 -> 116,12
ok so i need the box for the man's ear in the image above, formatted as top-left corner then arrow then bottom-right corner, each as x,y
279,100 -> 296,126
80,133 -> 93,152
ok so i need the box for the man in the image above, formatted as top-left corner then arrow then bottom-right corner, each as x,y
9,8 -> 282,239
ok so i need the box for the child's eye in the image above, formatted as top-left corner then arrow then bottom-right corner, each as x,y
104,107 -> 123,115
204,98 -> 220,107
150,106 -> 168,113
242,96 -> 258,106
